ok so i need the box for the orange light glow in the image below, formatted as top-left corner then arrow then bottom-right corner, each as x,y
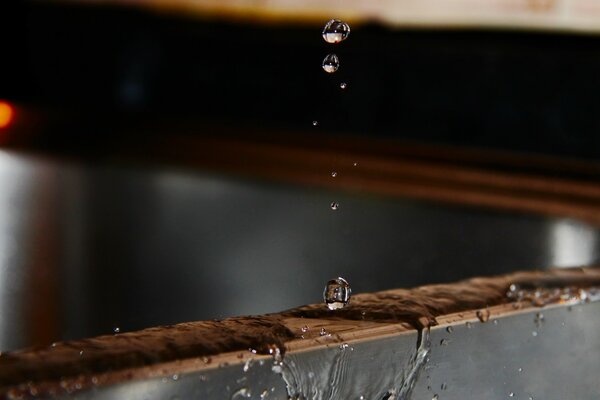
0,101 -> 14,129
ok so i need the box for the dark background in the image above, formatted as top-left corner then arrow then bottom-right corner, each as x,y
0,2 -> 598,352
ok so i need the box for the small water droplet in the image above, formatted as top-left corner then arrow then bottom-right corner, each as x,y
113,327 -> 120,333
340,82 -> 347,89
340,343 -> 349,350
353,162 -> 358,167
532,331 -> 538,337
440,339 -> 449,346
509,392 -> 514,397
322,19 -> 351,44
320,327 -> 327,336
466,321 -> 472,329
323,277 -> 351,310
172,374 -> 179,381
441,383 -> 447,390
432,395 -> 439,400
493,319 -> 499,325
534,312 -> 544,327
529,397 -> 534,400
312,120 -> 318,126
330,202 -> 339,210
331,171 -> 337,177
231,387 -> 251,399
301,325 -> 309,333
446,326 -> 453,333
79,350 -> 84,356
518,367 -> 523,372
322,53 -> 340,73
260,389 -> 269,399
476,309 -> 490,323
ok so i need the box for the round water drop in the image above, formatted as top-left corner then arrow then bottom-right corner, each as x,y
113,327 -> 120,333
331,171 -> 337,177
322,19 -> 351,44
324,277 -> 352,310
312,120 -> 318,126
509,393 -> 514,397
432,395 -> 439,400
322,54 -> 339,73
446,326 -> 454,333
330,202 -> 339,210
340,82 -> 347,89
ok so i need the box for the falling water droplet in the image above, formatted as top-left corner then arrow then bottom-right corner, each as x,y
312,120 -> 318,126
509,392 -> 514,397
534,312 -> 544,327
440,339 -> 449,346
441,383 -> 448,390
353,162 -> 358,167
432,395 -> 439,400
518,367 -> 523,372
331,171 -> 337,177
113,327 -> 120,333
340,82 -> 347,89
532,331 -> 538,337
322,54 -> 340,73
330,202 -> 339,210
322,19 -> 351,44
301,325 -> 309,333
446,326 -> 453,333
323,277 -> 352,310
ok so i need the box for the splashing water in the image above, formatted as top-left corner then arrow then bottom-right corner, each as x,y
322,19 -> 351,44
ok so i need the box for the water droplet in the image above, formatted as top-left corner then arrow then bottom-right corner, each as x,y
340,82 -> 347,89
331,171 -> 337,178
509,392 -> 514,397
476,309 -> 490,323
330,202 -> 339,210
243,358 -> 253,372
466,321 -> 472,329
532,331 -> 538,337
518,367 -> 523,372
301,325 -> 309,333
113,327 -> 120,333
529,397 -> 534,400
493,319 -> 499,325
353,162 -> 358,167
322,19 -> 351,44
79,350 -> 84,356
441,383 -> 448,390
312,120 -> 318,126
322,53 -> 339,73
260,389 -> 269,399
320,327 -> 327,336
440,339 -> 449,346
339,343 -> 349,350
534,312 -> 544,327
446,326 -> 453,333
323,277 -> 351,310
432,395 -> 439,400
231,387 -> 251,399
172,374 -> 179,381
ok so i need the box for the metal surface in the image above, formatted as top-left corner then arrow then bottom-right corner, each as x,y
61,300 -> 600,400
0,149 -> 599,351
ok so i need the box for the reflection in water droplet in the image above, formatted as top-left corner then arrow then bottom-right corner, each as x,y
330,202 -> 339,211
323,277 -> 352,310
340,82 -> 347,89
322,19 -> 351,44
322,54 -> 340,73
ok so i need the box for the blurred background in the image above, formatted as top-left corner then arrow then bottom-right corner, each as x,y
0,0 -> 599,352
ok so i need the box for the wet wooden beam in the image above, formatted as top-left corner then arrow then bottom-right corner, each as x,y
1,267 -> 599,398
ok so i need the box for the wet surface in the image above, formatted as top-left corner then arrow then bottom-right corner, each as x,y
0,150 -> 598,353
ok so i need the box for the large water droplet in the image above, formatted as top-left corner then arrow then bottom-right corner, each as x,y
323,277 -> 352,310
322,19 -> 351,44
322,54 -> 339,73
330,202 -> 339,210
